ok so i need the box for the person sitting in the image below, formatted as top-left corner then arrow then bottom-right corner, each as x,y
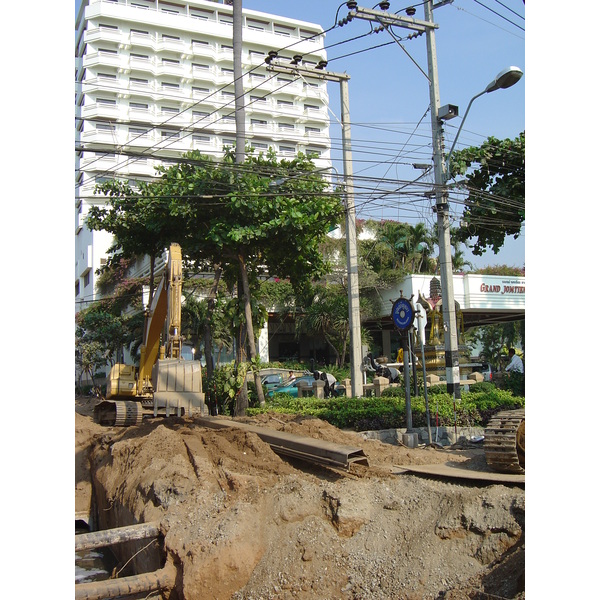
505,348 -> 524,374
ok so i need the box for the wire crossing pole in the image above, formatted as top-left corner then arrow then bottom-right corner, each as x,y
266,60 -> 363,397
349,2 -> 461,421
339,77 -> 363,399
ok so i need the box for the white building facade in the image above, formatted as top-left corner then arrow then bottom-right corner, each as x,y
75,0 -> 332,308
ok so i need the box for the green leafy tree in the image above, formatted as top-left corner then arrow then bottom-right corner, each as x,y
296,283 -> 377,367
87,180 -> 182,303
75,340 -> 105,392
89,149 -> 343,414
449,132 -> 525,256
465,321 -> 524,369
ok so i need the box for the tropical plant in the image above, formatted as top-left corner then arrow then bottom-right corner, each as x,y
448,133 -> 525,256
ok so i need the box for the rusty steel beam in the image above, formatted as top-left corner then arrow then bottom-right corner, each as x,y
196,417 -> 369,469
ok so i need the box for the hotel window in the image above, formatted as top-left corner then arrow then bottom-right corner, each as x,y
277,99 -> 293,107
192,86 -> 209,97
250,95 -> 267,104
84,271 -> 91,288
129,127 -> 148,137
130,52 -> 149,60
219,15 -> 233,26
305,126 -> 321,134
98,72 -> 117,81
251,141 -> 269,150
221,67 -> 234,75
251,118 -> 267,126
191,9 -> 213,20
162,57 -> 180,65
300,29 -> 318,41
161,81 -> 180,89
130,101 -> 149,110
304,103 -> 320,111
192,62 -> 209,70
280,145 -> 295,154
278,122 -> 294,130
221,114 -> 236,123
98,47 -> 118,55
130,76 -> 149,86
161,106 -> 179,115
99,23 -> 118,31
159,2 -> 184,16
249,72 -> 265,81
96,122 -> 115,131
220,44 -> 233,52
193,110 -> 210,120
162,33 -> 181,41
130,28 -> 149,36
97,97 -> 117,105
274,24 -> 294,37
161,130 -> 180,139
222,138 -> 236,147
193,134 -> 211,143
246,19 -> 268,31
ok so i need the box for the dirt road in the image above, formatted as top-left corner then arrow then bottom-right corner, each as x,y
75,397 -> 524,599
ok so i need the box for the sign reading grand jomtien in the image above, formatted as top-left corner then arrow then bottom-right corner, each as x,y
480,280 -> 525,295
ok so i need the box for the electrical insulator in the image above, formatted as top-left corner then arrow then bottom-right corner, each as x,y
338,14 -> 354,26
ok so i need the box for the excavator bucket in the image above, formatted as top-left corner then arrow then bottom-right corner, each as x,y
152,358 -> 207,417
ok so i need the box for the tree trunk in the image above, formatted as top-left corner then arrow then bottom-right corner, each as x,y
238,254 -> 266,407
204,265 -> 222,414
234,276 -> 249,416
148,253 -> 156,305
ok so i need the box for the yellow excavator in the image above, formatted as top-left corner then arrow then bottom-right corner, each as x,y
94,243 -> 206,426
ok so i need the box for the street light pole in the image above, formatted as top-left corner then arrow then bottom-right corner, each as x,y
266,59 -> 363,397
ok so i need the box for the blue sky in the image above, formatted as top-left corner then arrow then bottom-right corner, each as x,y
241,1 -> 525,269
74,0 -> 526,268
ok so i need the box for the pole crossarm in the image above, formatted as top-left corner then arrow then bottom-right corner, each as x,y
266,58 -> 363,397
266,62 -> 350,83
351,7 -> 438,33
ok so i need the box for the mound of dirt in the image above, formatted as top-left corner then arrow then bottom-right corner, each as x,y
75,405 -> 524,599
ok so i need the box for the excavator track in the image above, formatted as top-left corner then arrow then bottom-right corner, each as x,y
484,409 -> 525,474
94,400 -> 144,427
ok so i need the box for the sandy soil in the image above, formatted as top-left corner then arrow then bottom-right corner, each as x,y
75,397 -> 524,599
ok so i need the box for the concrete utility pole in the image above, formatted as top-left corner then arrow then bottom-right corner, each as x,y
266,59 -> 363,398
349,2 -> 462,405
423,0 -> 461,403
232,0 -> 245,164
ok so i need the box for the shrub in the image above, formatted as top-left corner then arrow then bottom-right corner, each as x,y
247,386 -> 524,430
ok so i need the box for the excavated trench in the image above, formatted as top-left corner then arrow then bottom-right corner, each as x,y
75,409 -> 525,600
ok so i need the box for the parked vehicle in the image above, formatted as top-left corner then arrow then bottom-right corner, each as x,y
472,362 -> 494,382
267,374 -> 345,398
261,373 -> 285,392
267,375 -> 315,398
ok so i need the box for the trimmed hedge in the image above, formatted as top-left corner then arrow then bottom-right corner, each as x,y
247,387 -> 524,431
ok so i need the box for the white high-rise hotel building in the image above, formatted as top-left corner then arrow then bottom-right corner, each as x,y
75,0 -> 332,307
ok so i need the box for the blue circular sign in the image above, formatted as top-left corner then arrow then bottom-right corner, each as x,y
392,298 -> 414,330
